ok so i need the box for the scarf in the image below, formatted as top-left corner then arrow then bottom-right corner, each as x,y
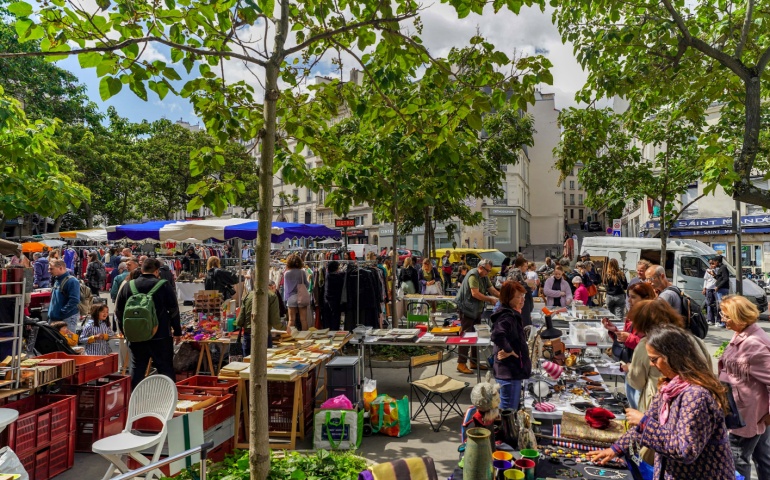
658,376 -> 689,425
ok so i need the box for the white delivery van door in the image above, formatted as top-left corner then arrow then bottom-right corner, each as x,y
675,254 -> 708,306
607,249 -> 640,283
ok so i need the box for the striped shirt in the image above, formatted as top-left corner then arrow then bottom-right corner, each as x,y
79,318 -> 113,356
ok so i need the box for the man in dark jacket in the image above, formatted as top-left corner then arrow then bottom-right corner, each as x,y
713,255 -> 731,327
115,258 -> 181,388
33,253 -> 50,288
47,259 -> 81,332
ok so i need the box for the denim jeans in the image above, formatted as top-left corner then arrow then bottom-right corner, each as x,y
625,377 -> 640,410
62,313 -> 80,335
705,288 -> 718,323
730,428 -> 770,480
496,378 -> 522,411
717,288 -> 730,323
241,330 -> 271,356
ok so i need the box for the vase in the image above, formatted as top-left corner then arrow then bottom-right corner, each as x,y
500,409 -> 518,447
464,427 -> 494,480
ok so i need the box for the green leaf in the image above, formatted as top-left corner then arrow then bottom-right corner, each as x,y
466,112 -> 483,130
79,52 -> 103,69
8,2 -> 33,17
14,19 -> 33,38
99,76 -> 122,101
186,196 -> 204,212
163,67 -> 182,81
257,0 -> 274,15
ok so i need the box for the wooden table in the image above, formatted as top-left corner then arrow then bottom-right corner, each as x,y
193,339 -> 230,376
232,367 -> 314,451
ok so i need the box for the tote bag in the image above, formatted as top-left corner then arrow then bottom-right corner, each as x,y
370,395 -> 411,437
313,409 -> 363,450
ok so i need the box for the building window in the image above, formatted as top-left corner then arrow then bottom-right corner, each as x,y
319,212 -> 324,223
497,217 -> 512,244
569,181 -> 575,190
578,194 -> 583,205
579,209 -> 584,220
570,209 -> 574,219
292,210 -> 298,223
292,188 -> 299,199
681,184 -> 699,214
306,189 -> 312,202
569,194 -> 575,205
304,211 -> 311,224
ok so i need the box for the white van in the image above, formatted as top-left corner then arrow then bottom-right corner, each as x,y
579,237 -> 768,315
347,244 -> 379,259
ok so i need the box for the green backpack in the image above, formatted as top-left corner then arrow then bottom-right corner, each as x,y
123,279 -> 166,342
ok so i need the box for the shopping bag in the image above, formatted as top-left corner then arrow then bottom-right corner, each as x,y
0,446 -> 29,479
313,409 -> 363,450
425,283 -> 443,295
370,394 -> 411,437
363,378 -> 378,412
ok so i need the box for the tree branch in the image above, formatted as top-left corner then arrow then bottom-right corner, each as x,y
660,0 -> 751,81
758,45 -> 770,72
736,0 -> 754,58
0,35 -> 268,68
282,12 -> 418,57
668,192 -> 706,225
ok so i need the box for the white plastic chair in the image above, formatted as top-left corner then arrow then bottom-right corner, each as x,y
93,375 -> 178,480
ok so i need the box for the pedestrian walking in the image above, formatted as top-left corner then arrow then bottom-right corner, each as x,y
115,258 -> 181,389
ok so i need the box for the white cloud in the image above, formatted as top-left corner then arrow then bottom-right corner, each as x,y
216,4 -> 587,111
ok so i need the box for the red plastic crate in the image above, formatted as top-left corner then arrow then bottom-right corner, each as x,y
133,394 -> 234,433
176,376 -> 238,397
34,448 -> 49,480
48,433 -> 75,478
62,374 -> 131,420
36,352 -> 118,385
74,408 -> 127,452
18,449 -> 34,478
1,395 -> 76,456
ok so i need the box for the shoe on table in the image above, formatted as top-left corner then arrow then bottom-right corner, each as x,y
457,363 -> 473,374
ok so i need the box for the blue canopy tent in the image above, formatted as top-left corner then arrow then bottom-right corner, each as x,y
106,219 -> 340,242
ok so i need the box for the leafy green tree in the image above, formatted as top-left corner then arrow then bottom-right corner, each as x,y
552,0 -> 770,207
555,107 -> 703,260
0,85 -> 89,231
0,22 -> 100,125
0,0 -> 548,474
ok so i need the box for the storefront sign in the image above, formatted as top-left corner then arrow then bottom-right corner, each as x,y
335,218 -> 356,228
645,214 -> 770,230
489,208 -> 517,216
345,230 -> 365,236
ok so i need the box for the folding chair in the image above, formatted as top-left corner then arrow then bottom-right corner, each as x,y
408,351 -> 469,432
92,375 -> 178,480
405,300 -> 430,328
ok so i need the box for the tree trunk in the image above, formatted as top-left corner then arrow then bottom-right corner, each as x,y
733,76 -> 765,205
423,207 -> 430,260
391,203 -> 399,327
0,218 -> 6,235
659,200 -> 667,271
53,215 -> 64,233
84,203 -> 94,229
249,0 -> 289,473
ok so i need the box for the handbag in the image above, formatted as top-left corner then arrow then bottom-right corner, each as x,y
721,381 -> 746,430
611,340 -> 633,363
313,409 -> 363,450
424,283 -> 443,295
586,284 -> 598,297
623,438 -> 655,480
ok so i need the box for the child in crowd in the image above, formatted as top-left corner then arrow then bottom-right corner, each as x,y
525,262 -> 540,297
51,321 -> 78,347
80,304 -> 113,355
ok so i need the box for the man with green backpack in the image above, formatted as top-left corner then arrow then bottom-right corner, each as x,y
115,258 -> 182,388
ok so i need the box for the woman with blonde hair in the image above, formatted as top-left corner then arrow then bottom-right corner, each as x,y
604,258 -> 628,319
718,295 -> 770,480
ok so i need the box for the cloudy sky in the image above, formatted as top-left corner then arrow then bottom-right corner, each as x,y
59,3 -> 586,124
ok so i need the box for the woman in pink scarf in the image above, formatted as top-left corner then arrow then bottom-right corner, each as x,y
589,325 -> 735,479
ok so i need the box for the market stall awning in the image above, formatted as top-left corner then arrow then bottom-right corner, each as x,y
21,242 -> 46,253
0,238 -> 21,256
228,222 -> 342,242
41,229 -> 108,242
41,239 -> 66,248
106,219 -> 286,242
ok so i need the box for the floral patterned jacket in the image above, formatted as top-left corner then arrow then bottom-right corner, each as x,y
611,384 -> 734,480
